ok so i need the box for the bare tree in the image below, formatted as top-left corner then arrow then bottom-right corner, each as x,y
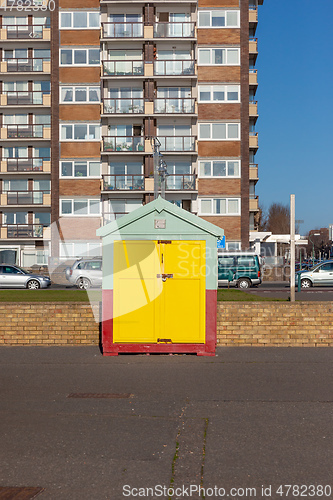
265,203 -> 290,234
255,203 -> 268,231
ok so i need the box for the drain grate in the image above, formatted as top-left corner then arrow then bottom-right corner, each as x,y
67,393 -> 132,399
0,487 -> 44,499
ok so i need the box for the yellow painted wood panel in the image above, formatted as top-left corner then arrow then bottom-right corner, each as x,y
113,240 -> 205,344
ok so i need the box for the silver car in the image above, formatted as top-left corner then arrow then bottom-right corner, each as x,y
65,258 -> 102,290
295,260 -> 333,288
0,264 -> 51,289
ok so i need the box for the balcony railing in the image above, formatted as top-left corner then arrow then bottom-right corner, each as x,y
1,124 -> 51,139
2,190 -> 51,205
166,174 -> 196,190
154,60 -> 195,76
1,157 -> 50,173
102,22 -> 144,38
154,98 -> 195,114
102,174 -> 145,191
158,136 -> 196,152
1,25 -> 50,40
1,58 -> 50,73
249,69 -> 258,86
102,60 -> 144,77
249,163 -> 259,180
1,224 -> 49,239
102,136 -> 145,152
153,22 -> 195,38
0,91 -> 51,106
103,98 -> 144,114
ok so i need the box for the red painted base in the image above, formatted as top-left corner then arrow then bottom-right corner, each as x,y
102,289 -> 217,357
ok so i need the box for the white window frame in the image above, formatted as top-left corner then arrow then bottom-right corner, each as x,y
59,241 -> 102,259
199,197 -> 241,216
60,86 -> 101,104
198,85 -> 240,103
60,198 -> 101,217
59,48 -> 100,67
226,241 -> 241,251
59,11 -> 100,30
198,122 -> 240,141
198,10 -> 240,28
198,159 -> 241,178
60,123 -> 100,142
198,47 -> 240,66
60,160 -> 101,178
2,212 -> 28,225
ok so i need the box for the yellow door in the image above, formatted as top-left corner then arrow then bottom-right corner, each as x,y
113,240 -> 205,344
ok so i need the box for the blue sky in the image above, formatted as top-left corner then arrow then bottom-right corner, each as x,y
255,0 -> 333,235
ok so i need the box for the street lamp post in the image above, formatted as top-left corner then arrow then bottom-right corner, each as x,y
309,233 -> 320,267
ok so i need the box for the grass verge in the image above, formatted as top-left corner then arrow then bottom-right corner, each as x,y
0,289 -> 93,302
217,289 -> 286,302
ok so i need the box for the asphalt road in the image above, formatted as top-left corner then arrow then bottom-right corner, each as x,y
244,282 -> 333,301
0,347 -> 332,499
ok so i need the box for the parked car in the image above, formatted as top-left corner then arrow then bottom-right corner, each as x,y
295,260 -> 333,288
65,258 -> 102,289
217,252 -> 262,289
0,264 -> 51,289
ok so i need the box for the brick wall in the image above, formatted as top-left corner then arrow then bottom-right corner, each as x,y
217,303 -> 333,347
1,302 -> 332,348
0,303 -> 100,345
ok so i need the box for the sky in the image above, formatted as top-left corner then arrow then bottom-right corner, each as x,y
255,0 -> 333,235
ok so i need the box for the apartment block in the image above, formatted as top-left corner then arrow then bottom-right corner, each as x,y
0,0 -> 263,266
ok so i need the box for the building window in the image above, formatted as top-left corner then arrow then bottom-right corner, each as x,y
60,160 -> 100,178
226,241 -> 241,251
60,199 -> 101,216
198,47 -> 240,66
199,123 -> 240,140
199,198 -> 240,215
60,12 -> 100,29
198,10 -> 240,28
199,159 -> 240,178
2,212 -> 28,224
60,48 -> 100,66
60,123 -> 100,141
60,86 -> 100,103
198,85 -> 240,103
59,241 -> 102,259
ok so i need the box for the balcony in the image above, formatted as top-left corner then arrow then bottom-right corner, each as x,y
154,98 -> 196,114
102,136 -> 145,153
249,195 -> 259,212
0,158 -> 51,173
158,136 -> 196,152
0,224 -> 50,239
249,100 -> 258,118
0,92 -> 51,107
153,22 -> 195,38
145,174 -> 196,191
0,25 -> 50,40
102,60 -> 144,77
249,8 -> 258,24
1,58 -> 51,73
249,38 -> 258,56
249,164 -> 259,182
0,125 -> 51,140
102,98 -> 144,115
154,60 -> 195,76
249,132 -> 258,149
1,191 -> 51,206
102,22 -> 144,39
102,174 -> 144,191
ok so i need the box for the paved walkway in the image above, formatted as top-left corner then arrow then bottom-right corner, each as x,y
1,347 -> 332,499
